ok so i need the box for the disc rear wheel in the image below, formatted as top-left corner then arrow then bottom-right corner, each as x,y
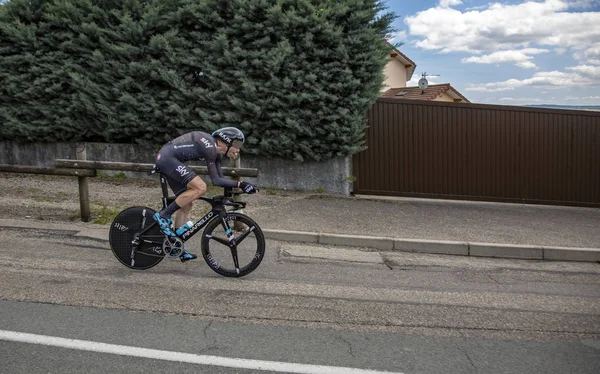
109,207 -> 165,270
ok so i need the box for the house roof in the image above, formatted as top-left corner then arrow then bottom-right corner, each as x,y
385,41 -> 416,81
382,84 -> 471,103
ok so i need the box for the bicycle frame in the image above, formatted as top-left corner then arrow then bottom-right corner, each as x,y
134,172 -> 245,245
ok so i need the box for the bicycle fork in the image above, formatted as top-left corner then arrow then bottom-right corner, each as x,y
221,217 -> 241,274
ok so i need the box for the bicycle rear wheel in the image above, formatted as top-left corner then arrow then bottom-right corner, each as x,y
201,212 -> 265,277
109,207 -> 165,270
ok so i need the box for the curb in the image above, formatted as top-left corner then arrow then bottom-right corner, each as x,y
1,221 -> 598,263
262,229 -> 600,263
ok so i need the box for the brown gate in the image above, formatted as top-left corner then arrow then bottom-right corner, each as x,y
352,98 -> 600,207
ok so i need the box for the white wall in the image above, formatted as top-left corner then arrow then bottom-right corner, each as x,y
382,58 -> 408,92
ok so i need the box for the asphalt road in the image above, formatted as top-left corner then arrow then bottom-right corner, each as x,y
0,226 -> 599,373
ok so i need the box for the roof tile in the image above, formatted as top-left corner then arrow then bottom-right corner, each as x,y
382,84 -> 470,103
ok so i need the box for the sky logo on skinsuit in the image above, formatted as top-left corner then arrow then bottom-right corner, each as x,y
200,137 -> 213,148
176,166 -> 189,177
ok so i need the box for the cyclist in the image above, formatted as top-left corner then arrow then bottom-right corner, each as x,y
153,127 -> 258,261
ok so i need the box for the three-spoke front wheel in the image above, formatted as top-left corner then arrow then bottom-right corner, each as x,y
201,212 -> 265,277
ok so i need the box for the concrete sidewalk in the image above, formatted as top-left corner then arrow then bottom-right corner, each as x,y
1,194 -> 599,263
247,194 -> 600,262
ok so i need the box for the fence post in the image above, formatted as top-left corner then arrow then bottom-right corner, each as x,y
76,143 -> 91,222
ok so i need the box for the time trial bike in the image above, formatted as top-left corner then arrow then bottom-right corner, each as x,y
108,168 -> 265,277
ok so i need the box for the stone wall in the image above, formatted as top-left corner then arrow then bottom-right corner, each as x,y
0,141 -> 352,195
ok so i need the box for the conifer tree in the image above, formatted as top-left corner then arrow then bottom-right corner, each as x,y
0,0 -> 396,161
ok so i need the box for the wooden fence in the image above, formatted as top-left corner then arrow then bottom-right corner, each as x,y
353,98 -> 600,207
0,149 -> 258,221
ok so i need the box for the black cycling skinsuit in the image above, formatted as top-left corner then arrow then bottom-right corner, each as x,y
155,131 -> 238,195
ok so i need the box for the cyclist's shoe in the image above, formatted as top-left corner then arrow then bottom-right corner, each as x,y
153,212 -> 175,237
180,250 -> 197,262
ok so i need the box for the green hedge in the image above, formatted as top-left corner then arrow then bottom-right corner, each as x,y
0,0 -> 396,161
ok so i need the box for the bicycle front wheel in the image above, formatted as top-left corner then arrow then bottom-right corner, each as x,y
201,212 -> 265,277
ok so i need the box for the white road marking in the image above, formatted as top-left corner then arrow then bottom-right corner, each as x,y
0,330 -> 402,374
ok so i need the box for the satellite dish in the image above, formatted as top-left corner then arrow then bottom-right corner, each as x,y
418,72 -> 440,91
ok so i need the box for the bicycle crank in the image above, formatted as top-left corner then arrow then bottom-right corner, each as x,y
163,236 -> 185,258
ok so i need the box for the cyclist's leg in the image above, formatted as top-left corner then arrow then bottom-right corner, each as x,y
173,177 -> 207,228
168,176 -> 206,262
154,158 -> 195,236
174,203 -> 192,230
167,177 -> 193,229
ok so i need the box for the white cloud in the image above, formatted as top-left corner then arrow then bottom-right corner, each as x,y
516,61 -> 537,69
439,0 -> 463,8
567,64 -> 600,78
495,94 -> 600,105
405,0 -> 600,60
465,65 -> 600,92
573,43 -> 600,64
499,97 -> 546,102
462,48 -> 550,69
565,95 -> 600,100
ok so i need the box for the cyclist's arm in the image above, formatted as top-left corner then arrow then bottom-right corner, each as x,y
215,155 -> 226,178
207,158 -> 238,188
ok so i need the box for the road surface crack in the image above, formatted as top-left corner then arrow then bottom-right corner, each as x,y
459,331 -> 479,373
487,274 -> 501,284
198,320 -> 225,354
337,334 -> 356,358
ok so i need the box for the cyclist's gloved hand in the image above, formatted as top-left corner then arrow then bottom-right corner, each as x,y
240,181 -> 258,194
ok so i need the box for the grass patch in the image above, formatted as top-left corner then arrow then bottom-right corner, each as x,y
29,190 -> 73,203
91,204 -> 122,225
266,187 -> 278,196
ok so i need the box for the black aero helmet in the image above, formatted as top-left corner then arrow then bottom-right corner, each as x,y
212,127 -> 245,149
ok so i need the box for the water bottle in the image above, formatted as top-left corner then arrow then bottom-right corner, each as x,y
175,221 -> 193,236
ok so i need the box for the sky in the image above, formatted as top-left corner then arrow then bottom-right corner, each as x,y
384,0 -> 600,106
